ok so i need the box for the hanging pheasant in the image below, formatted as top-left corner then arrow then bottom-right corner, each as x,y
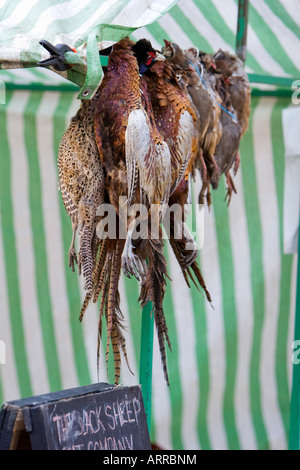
162,43 -> 251,206
58,37 -> 212,387
90,37 -> 174,385
196,49 -> 251,203
57,91 -> 104,297
131,39 -> 212,383
162,41 -> 222,206
132,38 -> 211,297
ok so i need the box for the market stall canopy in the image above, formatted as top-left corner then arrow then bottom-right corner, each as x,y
0,0 -> 299,97
0,0 -> 178,98
0,0 -> 300,451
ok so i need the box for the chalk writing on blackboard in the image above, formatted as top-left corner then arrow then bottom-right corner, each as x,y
0,383 -> 151,450
49,393 -> 143,450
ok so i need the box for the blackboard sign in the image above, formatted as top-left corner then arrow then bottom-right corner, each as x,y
0,382 -> 151,450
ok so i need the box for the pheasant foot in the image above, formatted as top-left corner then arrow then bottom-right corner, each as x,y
69,246 -> 78,272
69,228 -> 78,272
122,228 -> 147,283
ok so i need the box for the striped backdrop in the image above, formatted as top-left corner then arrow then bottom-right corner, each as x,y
1,0 -> 299,84
0,0 -> 299,451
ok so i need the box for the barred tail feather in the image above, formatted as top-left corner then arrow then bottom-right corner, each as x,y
79,239 -> 107,322
142,236 -> 171,386
105,240 -> 122,373
167,218 -> 212,304
170,236 -> 212,304
79,224 -> 95,296
188,261 -> 212,304
79,235 -> 131,384
97,275 -> 109,375
111,320 -> 134,384
79,292 -> 92,322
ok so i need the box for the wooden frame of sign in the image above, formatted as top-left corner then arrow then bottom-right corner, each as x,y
0,382 -> 151,450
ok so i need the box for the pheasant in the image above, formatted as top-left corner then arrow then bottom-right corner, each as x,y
133,39 -> 200,193
88,37 -> 174,384
94,37 -> 171,278
162,41 -> 222,206
133,39 -> 211,300
59,37 -> 212,386
163,43 -> 251,205
209,49 -> 251,203
57,91 -> 104,297
214,49 -> 251,139
58,92 -> 131,383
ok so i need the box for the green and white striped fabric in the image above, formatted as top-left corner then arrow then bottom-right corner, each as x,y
0,91 -> 297,450
0,0 -> 179,98
0,0 -> 299,451
1,0 -> 299,86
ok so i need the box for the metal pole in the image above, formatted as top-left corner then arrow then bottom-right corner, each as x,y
236,0 -> 249,63
139,301 -> 154,432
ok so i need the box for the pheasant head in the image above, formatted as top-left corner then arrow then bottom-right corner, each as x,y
132,38 -> 165,75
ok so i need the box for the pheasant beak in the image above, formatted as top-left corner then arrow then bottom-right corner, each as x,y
155,52 -> 166,61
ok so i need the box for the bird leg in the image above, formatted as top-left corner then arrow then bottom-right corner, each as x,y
198,160 -> 212,209
198,181 -> 206,205
234,151 -> 240,175
69,224 -> 78,272
225,171 -> 237,206
206,185 -> 212,208
122,226 -> 147,283
208,156 -> 220,190
199,179 -> 212,209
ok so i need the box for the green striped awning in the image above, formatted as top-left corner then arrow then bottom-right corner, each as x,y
0,0 -> 178,98
0,0 -> 299,451
1,0 -> 299,89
